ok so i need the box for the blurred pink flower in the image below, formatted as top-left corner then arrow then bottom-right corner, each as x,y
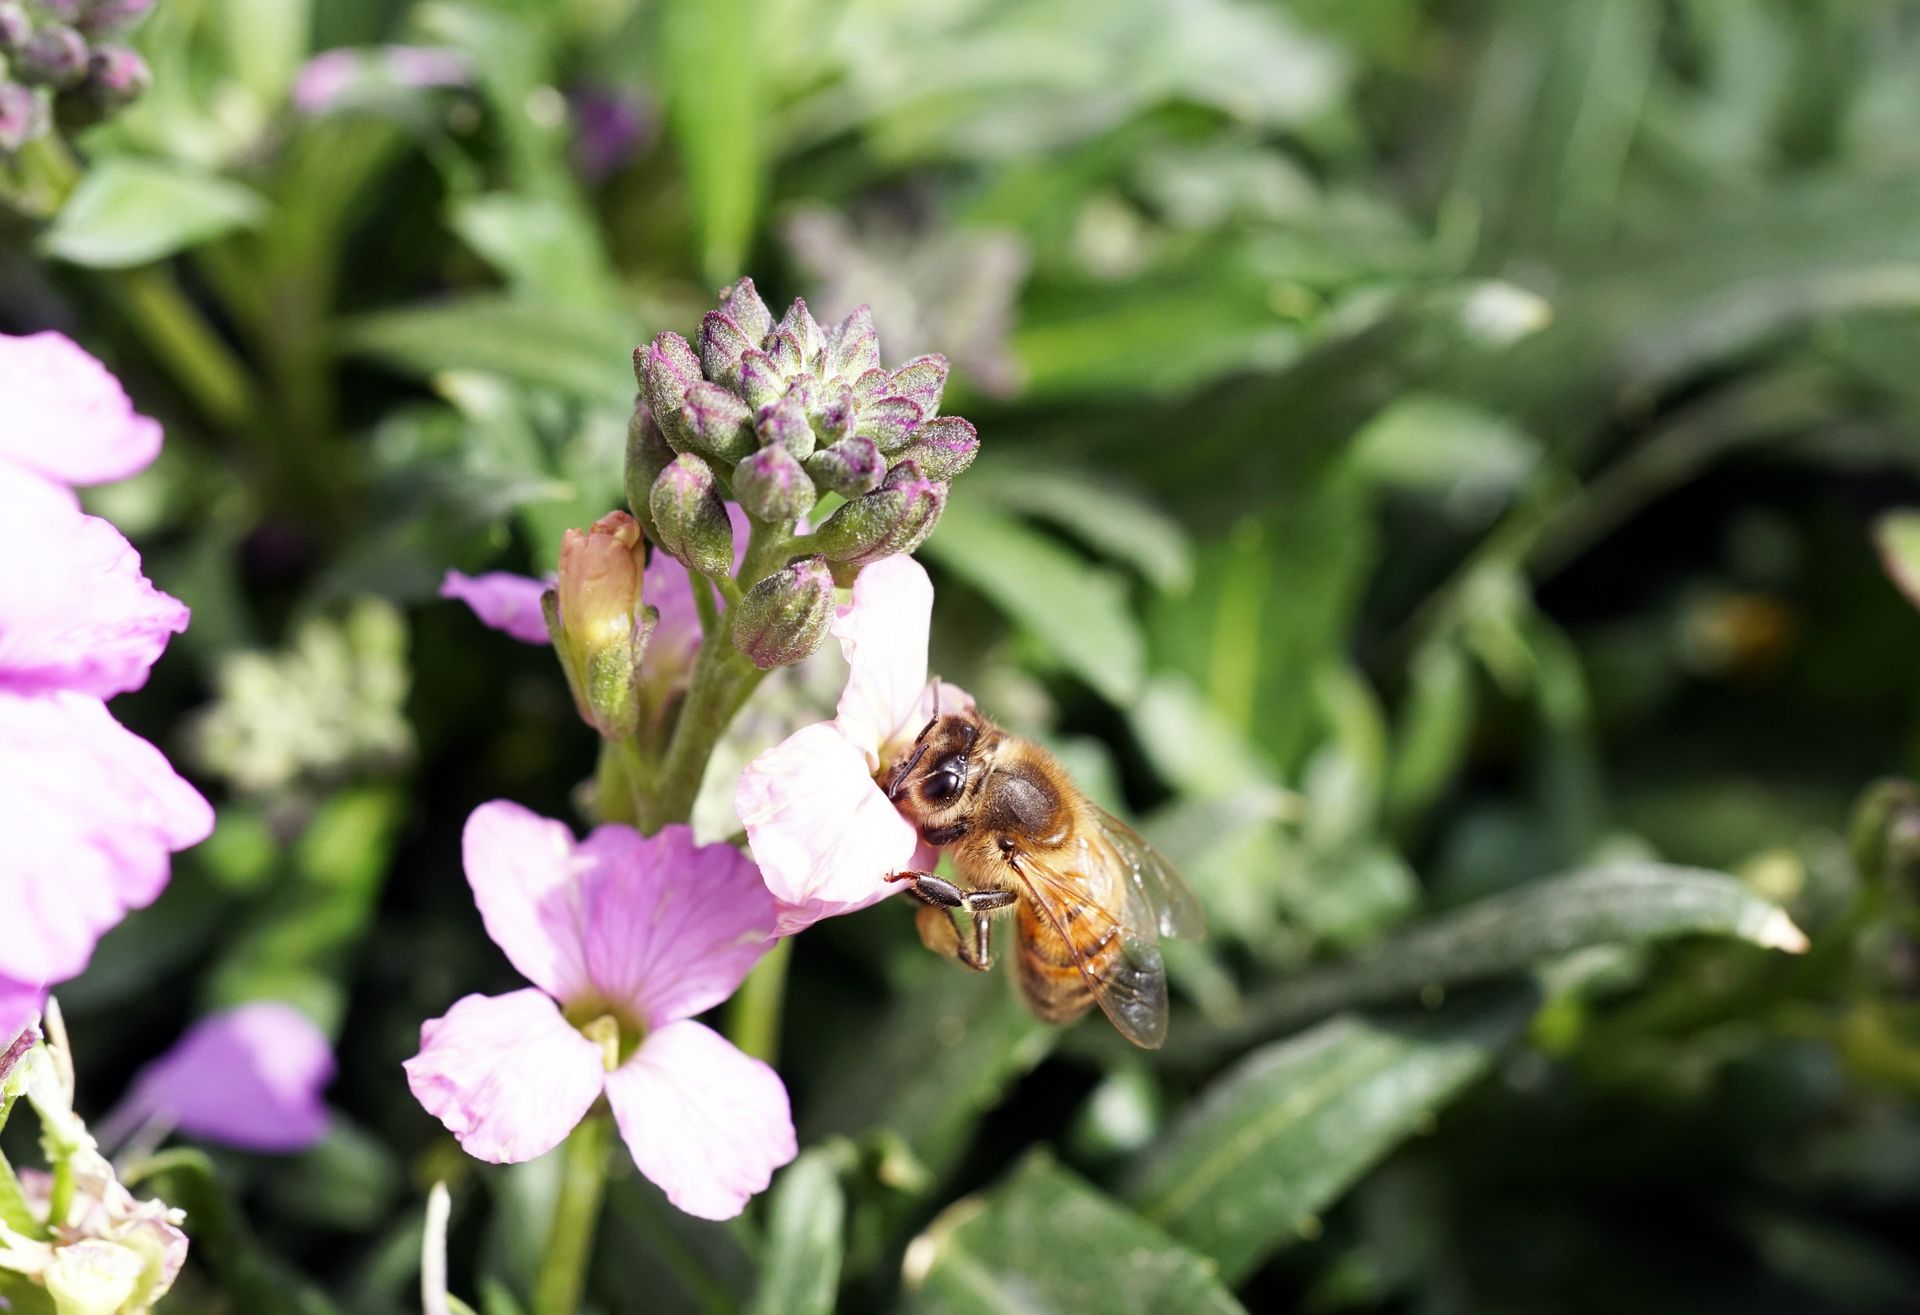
293,45 -> 471,114
734,555 -> 967,935
0,336 -> 212,1007
404,803 -> 795,1220
439,570 -> 552,645
108,1003 -> 334,1153
0,330 -> 161,499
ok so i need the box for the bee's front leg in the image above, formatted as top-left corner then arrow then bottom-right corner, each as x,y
891,873 -> 1016,971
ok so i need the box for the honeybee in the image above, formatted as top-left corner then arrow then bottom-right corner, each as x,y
883,706 -> 1205,1049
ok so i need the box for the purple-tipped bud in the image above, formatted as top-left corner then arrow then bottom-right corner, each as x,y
850,366 -> 890,401
889,354 -> 948,416
77,0 -> 153,34
680,380 -> 756,463
732,555 -> 835,669
765,329 -> 805,377
813,458 -> 947,566
57,41 -> 147,124
855,395 -> 924,454
776,298 -> 824,371
733,443 -> 817,524
738,349 -> 784,410
547,511 -> 652,739
636,331 -> 701,447
624,404 -> 675,539
804,434 -> 885,498
894,415 -> 978,481
648,453 -> 734,578
0,4 -> 30,51
717,276 -> 773,345
698,311 -> 752,389
810,382 -> 855,445
0,80 -> 46,149
15,23 -> 88,88
825,305 -> 880,379
754,394 -> 814,459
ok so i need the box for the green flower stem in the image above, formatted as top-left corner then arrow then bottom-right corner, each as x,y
724,936 -> 791,1063
110,266 -> 258,432
532,1114 -> 613,1315
0,134 -> 80,218
639,520 -> 791,832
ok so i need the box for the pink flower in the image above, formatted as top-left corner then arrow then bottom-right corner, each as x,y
0,337 -> 212,1004
0,331 -> 161,498
439,570 -> 552,645
734,555 -> 968,935
293,45 -> 472,114
404,803 -> 796,1220
107,1003 -> 334,1153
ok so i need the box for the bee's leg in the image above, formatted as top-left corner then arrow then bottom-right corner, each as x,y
897,876 -> 1016,972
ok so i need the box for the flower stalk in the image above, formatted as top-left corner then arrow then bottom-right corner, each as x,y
531,1114 -> 612,1315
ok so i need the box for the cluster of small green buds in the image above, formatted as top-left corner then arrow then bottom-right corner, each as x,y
627,278 -> 979,574
732,555 -> 834,669
544,510 -> 656,740
0,0 -> 151,150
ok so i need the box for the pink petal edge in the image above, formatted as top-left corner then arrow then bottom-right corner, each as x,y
440,570 -> 553,645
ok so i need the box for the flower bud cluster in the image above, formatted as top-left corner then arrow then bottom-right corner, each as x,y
0,0 -> 151,151
627,278 -> 979,580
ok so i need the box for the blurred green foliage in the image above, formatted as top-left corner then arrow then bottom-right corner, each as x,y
7,0 -> 1920,1310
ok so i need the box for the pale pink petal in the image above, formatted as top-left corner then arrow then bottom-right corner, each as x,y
0,691 -> 213,985
605,1020 -> 795,1220
831,555 -> 934,767
735,723 -> 919,911
118,1003 -> 333,1152
0,463 -> 189,700
576,824 -> 774,1026
461,802 -> 592,1001
0,331 -> 162,487
294,45 -> 471,113
404,989 -> 604,1164
440,570 -> 552,645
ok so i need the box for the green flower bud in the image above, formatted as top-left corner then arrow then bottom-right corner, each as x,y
698,310 -> 753,390
810,382 -> 855,445
0,80 -> 48,151
681,380 -> 756,463
546,511 -> 653,740
624,404 -> 674,539
717,276 -> 773,344
855,395 -> 924,454
813,458 -> 946,567
733,444 -> 816,524
893,415 -> 978,480
754,394 -> 814,459
635,331 -> 701,448
648,453 -> 734,578
15,23 -> 87,88
888,353 -> 948,415
804,434 -> 884,497
731,555 -> 835,669
55,42 -> 147,128
773,298 -> 824,373
825,304 -> 880,379
738,349 -> 784,410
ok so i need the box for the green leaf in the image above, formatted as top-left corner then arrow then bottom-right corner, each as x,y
661,0 -> 762,281
1873,510 -> 1920,611
923,494 -> 1146,704
340,296 -> 637,406
905,1152 -> 1248,1315
1351,392 -> 1540,519
745,1150 -> 846,1315
1188,864 -> 1808,1053
1126,990 -> 1535,1282
41,158 -> 268,268
963,460 -> 1194,591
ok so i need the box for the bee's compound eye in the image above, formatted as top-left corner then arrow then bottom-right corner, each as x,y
922,760 -> 964,804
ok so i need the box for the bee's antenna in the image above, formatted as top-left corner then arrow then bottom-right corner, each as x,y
933,678 -> 943,717
887,743 -> 930,801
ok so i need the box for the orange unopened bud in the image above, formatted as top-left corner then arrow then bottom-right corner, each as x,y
547,511 -> 653,740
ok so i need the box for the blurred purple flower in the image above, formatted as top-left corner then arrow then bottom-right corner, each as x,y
293,45 -> 471,115
108,1003 -> 334,1152
439,570 -> 552,645
569,86 -> 650,184
0,334 -> 212,1006
405,803 -> 796,1219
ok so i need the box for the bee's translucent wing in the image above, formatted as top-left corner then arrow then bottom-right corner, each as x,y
1093,806 -> 1207,942
1013,851 -> 1170,1049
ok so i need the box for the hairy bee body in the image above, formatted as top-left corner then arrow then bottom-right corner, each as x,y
886,708 -> 1203,1048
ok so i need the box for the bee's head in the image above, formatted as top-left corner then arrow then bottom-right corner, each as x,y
886,709 -> 982,821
